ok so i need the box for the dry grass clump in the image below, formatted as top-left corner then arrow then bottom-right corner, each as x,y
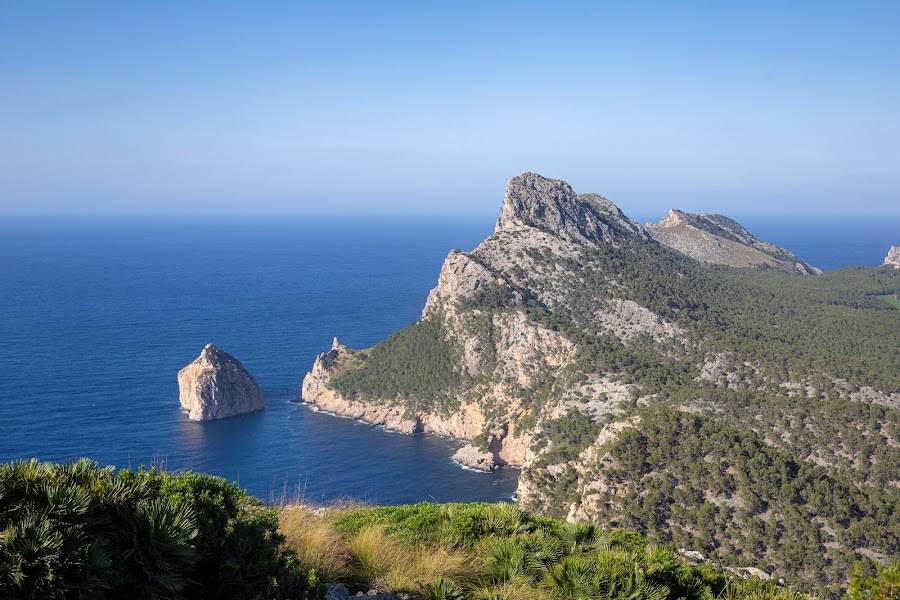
469,581 -> 552,600
279,505 -> 471,594
278,505 -> 351,583
344,524 -> 470,592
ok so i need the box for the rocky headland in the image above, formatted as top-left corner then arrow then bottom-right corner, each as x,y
299,172 -> 900,594
886,245 -> 900,268
301,173 -> 826,470
178,344 -> 265,421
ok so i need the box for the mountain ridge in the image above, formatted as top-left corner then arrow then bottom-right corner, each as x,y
645,208 -> 821,274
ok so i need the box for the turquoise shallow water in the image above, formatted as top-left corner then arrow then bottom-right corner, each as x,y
0,213 -> 896,504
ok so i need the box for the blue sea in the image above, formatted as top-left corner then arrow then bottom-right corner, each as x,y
0,214 -> 897,504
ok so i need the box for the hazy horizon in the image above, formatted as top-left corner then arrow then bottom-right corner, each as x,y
2,2 -> 898,216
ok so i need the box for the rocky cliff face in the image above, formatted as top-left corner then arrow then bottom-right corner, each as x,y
646,209 -> 821,274
178,344 -> 265,421
301,333 -> 533,468
886,245 -> 900,268
496,172 -> 648,246
301,174 -> 671,469
300,174 -> 827,467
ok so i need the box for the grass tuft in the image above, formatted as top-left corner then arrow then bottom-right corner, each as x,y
278,505 -> 351,583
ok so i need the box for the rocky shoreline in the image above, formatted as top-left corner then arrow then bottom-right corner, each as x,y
299,338 -> 523,472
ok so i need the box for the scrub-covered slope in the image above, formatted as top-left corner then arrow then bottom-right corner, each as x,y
301,173 -> 900,598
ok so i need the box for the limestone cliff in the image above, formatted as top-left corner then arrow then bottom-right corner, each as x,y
645,209 -> 821,274
178,344 -> 265,421
301,174 -> 676,469
496,172 -> 648,246
885,245 -> 900,268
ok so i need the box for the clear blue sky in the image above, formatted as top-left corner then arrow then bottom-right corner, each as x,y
1,2 -> 898,216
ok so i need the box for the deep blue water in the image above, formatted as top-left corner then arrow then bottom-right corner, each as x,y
0,214 -> 896,504
734,215 -> 899,272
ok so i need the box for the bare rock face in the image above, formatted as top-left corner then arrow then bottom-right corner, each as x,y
496,172 -> 648,246
178,344 -> 265,421
422,250 -> 502,317
452,444 -> 500,472
646,209 -> 821,274
885,246 -> 900,268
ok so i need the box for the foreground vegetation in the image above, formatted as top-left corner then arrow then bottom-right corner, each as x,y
281,500 -> 814,600
0,459 -> 322,599
4,459 -> 899,599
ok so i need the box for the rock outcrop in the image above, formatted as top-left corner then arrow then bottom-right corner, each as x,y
452,444 -> 501,472
496,172 -> 648,246
422,250 -> 503,317
646,209 -> 821,274
885,245 -> 900,268
300,174 -> 667,470
301,338 -> 519,460
178,344 -> 265,421
300,175 -> 840,475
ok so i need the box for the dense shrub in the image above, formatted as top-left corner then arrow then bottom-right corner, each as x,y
0,460 -> 323,600
0,458 -> 197,599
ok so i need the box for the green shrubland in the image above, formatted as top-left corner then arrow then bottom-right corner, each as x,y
283,500 -> 821,600
5,460 -> 896,599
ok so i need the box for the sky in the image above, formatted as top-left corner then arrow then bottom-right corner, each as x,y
1,2 -> 898,217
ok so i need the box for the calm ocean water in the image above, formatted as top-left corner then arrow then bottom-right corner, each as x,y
0,214 -> 896,504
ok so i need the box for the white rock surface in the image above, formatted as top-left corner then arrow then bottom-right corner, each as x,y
178,344 -> 265,421
452,443 -> 500,471
885,245 -> 900,268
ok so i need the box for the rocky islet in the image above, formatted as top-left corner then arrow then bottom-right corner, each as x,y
178,344 -> 265,421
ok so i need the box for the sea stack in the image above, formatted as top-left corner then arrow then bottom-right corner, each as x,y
885,246 -> 900,268
178,344 -> 265,421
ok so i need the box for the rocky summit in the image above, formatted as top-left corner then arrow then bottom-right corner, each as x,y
496,172 -> 648,246
645,209 -> 821,274
178,344 -> 265,421
886,245 -> 900,268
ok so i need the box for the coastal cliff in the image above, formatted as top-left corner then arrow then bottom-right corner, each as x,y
886,245 -> 900,268
179,344 -> 265,421
302,337 -> 530,469
299,173 -> 900,593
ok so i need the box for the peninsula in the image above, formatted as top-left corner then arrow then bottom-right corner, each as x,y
301,173 -> 900,596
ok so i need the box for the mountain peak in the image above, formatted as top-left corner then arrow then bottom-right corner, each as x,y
495,172 -> 646,245
646,209 -> 821,275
